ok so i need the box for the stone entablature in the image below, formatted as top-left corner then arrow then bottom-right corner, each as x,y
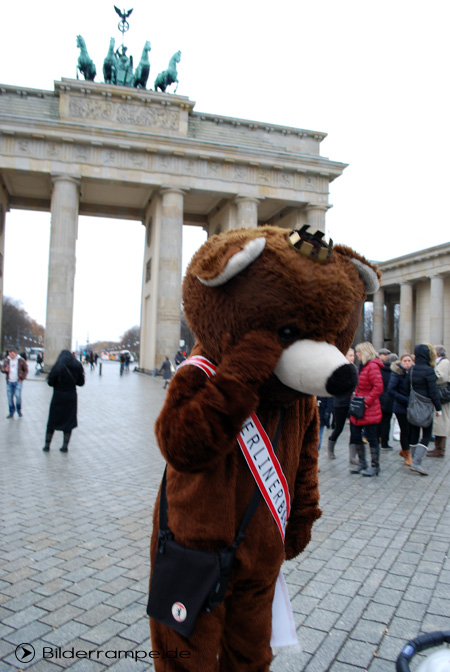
377,243 -> 450,287
188,112 -> 326,156
0,79 -> 346,218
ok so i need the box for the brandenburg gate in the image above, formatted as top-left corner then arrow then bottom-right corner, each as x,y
0,79 -> 346,368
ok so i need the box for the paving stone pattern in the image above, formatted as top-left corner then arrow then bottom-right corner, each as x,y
1,362 -> 449,671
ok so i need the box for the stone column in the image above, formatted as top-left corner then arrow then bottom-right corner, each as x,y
429,275 -> 445,345
399,282 -> 414,355
305,204 -> 328,233
372,289 -> 385,352
353,304 -> 365,346
155,188 -> 185,366
385,300 -> 395,352
235,197 -> 259,228
45,176 -> 80,368
0,184 -> 8,341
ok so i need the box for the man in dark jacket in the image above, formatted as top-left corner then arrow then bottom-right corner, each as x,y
1,347 -> 28,418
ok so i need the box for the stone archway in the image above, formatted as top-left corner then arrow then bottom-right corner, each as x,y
0,78 -> 346,368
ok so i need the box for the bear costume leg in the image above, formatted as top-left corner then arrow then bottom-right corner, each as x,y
150,569 -> 278,671
219,571 -> 278,671
150,605 -> 225,671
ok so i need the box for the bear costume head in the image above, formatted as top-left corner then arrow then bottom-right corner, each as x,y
183,224 -> 379,401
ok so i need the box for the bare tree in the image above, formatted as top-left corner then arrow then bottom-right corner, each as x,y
120,325 -> 140,356
1,297 -> 45,353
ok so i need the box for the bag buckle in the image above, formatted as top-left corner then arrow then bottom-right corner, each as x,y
157,529 -> 173,553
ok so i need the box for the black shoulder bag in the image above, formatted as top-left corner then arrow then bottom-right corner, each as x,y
438,384 -> 450,404
407,369 -> 434,428
147,409 -> 284,638
349,394 -> 365,419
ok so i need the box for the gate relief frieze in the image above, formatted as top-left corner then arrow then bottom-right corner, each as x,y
67,96 -> 180,132
2,134 -> 330,204
116,104 -> 179,130
68,98 -> 114,122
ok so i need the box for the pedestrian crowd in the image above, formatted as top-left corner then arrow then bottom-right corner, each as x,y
322,342 -> 449,478
2,342 -> 449,468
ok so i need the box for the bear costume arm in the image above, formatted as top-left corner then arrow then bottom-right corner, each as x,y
284,401 -> 322,560
154,330 -> 283,473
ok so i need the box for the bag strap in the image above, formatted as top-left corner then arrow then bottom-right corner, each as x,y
409,367 -> 414,391
158,407 -> 285,553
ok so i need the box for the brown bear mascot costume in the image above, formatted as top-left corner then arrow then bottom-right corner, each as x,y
148,225 -> 380,671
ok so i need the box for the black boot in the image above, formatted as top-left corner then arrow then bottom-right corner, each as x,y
349,443 -> 360,465
60,431 -> 71,452
327,439 -> 336,459
362,444 -> 380,477
350,444 -> 367,473
43,429 -> 54,452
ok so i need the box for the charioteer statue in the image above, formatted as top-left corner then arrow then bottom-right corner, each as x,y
115,45 -> 134,86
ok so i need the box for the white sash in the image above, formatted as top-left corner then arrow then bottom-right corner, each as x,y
270,570 -> 299,648
177,356 -> 290,542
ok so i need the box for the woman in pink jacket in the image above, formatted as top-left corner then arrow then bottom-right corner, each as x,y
350,342 -> 384,477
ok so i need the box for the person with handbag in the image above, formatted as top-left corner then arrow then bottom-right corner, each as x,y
349,342 -> 384,477
428,345 -> 450,458
406,343 -> 442,475
42,350 -> 85,452
387,353 -> 414,465
327,347 -> 359,464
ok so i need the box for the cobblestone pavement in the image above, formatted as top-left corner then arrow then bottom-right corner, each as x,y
1,362 -> 449,672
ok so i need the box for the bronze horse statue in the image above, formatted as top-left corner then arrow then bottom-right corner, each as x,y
133,41 -> 151,89
76,35 -> 96,81
154,50 -> 181,93
103,37 -> 116,84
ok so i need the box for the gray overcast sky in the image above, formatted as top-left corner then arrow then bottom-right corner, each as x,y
2,0 -> 449,345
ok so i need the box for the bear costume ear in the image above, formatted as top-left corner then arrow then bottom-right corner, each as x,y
349,258 -> 379,294
196,237 -> 266,287
334,244 -> 380,295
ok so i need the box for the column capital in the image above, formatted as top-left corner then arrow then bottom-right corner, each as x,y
235,195 -> 260,206
304,203 -> 331,212
51,174 -> 81,187
160,187 -> 188,198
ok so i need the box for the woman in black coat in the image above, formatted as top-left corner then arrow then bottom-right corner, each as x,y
388,353 -> 414,465
406,344 -> 442,475
42,350 -> 85,452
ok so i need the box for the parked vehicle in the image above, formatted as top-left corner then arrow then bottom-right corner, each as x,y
25,347 -> 45,361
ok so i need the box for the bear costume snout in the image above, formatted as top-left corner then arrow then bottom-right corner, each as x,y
274,338 -> 358,396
